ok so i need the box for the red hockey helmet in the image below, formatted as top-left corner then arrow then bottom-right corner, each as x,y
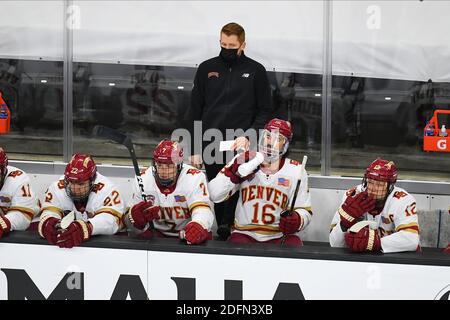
65,153 -> 97,183
364,158 -> 398,184
153,140 -> 184,165
259,118 -> 292,162
152,140 -> 183,187
363,158 -> 398,208
264,118 -> 293,141
64,153 -> 97,201
0,147 -> 8,188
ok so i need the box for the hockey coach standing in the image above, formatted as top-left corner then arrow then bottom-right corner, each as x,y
185,22 -> 273,240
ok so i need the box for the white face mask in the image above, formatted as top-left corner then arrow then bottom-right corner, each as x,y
258,129 -> 288,163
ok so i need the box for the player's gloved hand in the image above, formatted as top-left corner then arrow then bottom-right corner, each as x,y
129,200 -> 160,230
339,191 -> 375,230
279,210 -> 302,234
224,151 -> 264,184
38,216 -> 60,244
0,216 -> 11,239
345,226 -> 381,253
56,220 -> 92,248
182,221 -> 209,245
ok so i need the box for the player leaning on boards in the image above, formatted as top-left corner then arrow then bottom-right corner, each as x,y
0,148 -> 39,239
208,118 -> 313,246
38,154 -> 125,248
124,140 -> 214,245
330,159 -> 420,253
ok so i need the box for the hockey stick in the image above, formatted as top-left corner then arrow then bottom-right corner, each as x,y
60,211 -> 75,229
281,155 -> 308,246
92,125 -> 149,202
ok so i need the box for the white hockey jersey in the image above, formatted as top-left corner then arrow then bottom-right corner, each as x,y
0,166 -> 39,231
127,164 -> 214,237
209,158 -> 312,242
40,173 -> 124,235
329,185 -> 420,253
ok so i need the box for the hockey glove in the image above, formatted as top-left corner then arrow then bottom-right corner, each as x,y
345,226 -> 381,253
56,220 -> 92,248
339,191 -> 375,230
279,210 -> 302,234
129,200 -> 160,230
38,216 -> 60,244
182,221 -> 209,245
0,215 -> 11,239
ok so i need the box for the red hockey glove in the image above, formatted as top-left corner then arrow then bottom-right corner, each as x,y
223,151 -> 262,184
345,226 -> 381,253
129,200 -> 160,230
38,216 -> 60,244
279,210 -> 302,234
339,191 -> 375,230
182,221 -> 209,245
0,215 -> 11,238
56,220 -> 92,248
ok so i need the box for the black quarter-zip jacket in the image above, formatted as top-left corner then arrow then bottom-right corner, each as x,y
186,52 -> 273,151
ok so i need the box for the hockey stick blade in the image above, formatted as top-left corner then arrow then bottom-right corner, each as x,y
92,125 -> 147,201
93,125 -> 133,150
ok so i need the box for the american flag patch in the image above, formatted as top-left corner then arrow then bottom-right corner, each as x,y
174,195 -> 186,202
278,178 -> 290,187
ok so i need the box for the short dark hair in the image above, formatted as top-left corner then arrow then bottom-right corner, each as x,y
221,22 -> 245,44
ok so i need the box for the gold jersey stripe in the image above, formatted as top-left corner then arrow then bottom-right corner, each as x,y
190,204 -> 211,214
40,206 -> 63,218
234,228 -> 281,235
234,221 -> 280,231
395,222 -> 419,232
7,207 -> 35,221
94,208 -> 123,227
293,207 -> 313,215
330,223 -> 337,233
8,206 -> 34,215
189,202 -> 211,211
397,227 -> 419,234
233,225 -> 281,234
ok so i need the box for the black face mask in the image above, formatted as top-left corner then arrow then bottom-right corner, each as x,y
220,47 -> 239,63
